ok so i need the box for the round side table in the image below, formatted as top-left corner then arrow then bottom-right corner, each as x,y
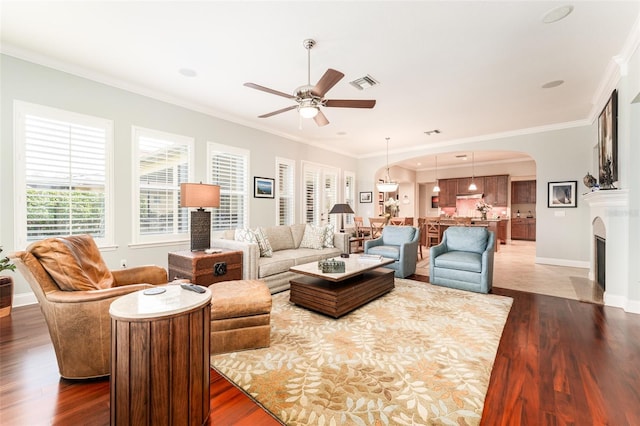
109,285 -> 211,426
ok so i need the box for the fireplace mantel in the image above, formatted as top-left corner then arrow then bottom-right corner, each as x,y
582,188 -> 631,311
582,189 -> 629,207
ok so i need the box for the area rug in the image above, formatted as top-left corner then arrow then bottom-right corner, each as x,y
210,278 -> 513,425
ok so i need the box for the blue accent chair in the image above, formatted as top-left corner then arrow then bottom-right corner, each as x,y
429,226 -> 495,294
364,225 -> 420,278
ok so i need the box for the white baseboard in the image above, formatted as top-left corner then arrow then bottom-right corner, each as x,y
535,257 -> 590,269
603,293 -> 640,314
13,291 -> 37,307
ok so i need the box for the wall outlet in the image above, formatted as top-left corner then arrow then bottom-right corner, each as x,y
120,259 -> 127,268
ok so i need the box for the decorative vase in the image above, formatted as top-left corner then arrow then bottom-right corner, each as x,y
481,212 -> 487,221
0,276 -> 13,318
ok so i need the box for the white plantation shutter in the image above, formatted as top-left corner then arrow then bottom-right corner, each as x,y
277,158 -> 295,225
303,165 -> 321,224
344,171 -> 355,226
208,143 -> 249,231
15,102 -> 113,247
134,127 -> 192,243
302,162 -> 338,226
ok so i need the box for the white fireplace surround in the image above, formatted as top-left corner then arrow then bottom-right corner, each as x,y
583,189 -> 636,312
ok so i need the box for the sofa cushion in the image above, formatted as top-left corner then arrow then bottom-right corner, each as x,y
366,245 -> 400,260
300,224 -> 325,249
321,223 -> 335,248
28,234 -> 114,291
264,226 -> 295,251
434,251 -> 482,273
258,251 -> 298,278
382,226 -> 417,245
444,227 -> 489,254
254,227 -> 273,257
294,247 -> 342,265
290,224 -> 306,248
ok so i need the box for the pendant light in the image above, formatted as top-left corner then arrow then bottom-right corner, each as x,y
376,137 -> 399,192
468,152 -> 478,191
433,155 -> 440,193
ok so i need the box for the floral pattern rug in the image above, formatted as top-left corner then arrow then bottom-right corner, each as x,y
210,278 -> 513,425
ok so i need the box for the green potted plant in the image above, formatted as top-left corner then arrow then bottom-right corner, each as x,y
0,247 -> 16,318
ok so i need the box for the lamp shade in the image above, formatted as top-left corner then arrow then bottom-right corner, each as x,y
180,183 -> 220,208
328,203 -> 355,214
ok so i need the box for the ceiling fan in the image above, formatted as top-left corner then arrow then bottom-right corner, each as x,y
244,39 -> 376,127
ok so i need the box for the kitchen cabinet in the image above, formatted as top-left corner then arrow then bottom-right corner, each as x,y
439,179 -> 458,207
512,180 -> 536,204
483,175 -> 508,207
438,175 -> 508,208
511,218 -> 536,241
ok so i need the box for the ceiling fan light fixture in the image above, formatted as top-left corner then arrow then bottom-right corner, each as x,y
299,105 -> 319,118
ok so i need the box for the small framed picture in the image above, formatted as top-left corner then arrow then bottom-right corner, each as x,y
254,177 -> 274,198
548,181 -> 577,208
359,191 -> 373,203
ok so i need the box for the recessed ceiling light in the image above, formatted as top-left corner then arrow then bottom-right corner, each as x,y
336,131 -> 347,136
179,68 -> 197,77
542,80 -> 565,89
542,5 -> 574,24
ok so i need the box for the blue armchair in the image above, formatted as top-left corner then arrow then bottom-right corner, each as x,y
429,226 -> 495,294
364,225 -> 420,278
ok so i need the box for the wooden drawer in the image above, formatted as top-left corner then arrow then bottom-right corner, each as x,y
168,250 -> 242,286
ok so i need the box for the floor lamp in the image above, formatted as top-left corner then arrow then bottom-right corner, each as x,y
329,203 -> 355,233
180,182 -> 220,251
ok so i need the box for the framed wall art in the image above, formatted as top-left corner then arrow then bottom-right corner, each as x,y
598,89 -> 618,188
547,181 -> 577,208
254,177 -> 274,198
359,191 -> 373,203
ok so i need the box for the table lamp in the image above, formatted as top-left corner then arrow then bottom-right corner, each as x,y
328,203 -> 355,233
180,182 -> 220,251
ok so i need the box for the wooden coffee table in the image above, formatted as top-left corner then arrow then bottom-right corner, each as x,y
289,255 -> 395,318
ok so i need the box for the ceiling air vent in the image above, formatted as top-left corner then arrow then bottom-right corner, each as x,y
349,75 -> 379,90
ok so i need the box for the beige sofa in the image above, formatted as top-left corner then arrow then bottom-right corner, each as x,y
212,224 -> 349,294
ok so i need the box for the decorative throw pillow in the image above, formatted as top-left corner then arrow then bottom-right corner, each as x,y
322,223 -> 335,248
234,228 -> 257,243
28,234 -> 114,291
254,227 -> 273,257
299,224 -> 325,250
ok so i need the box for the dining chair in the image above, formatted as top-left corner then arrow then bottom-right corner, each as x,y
426,218 -> 442,248
369,218 -> 386,239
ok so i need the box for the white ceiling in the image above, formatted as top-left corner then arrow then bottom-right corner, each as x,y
2,1 -> 639,167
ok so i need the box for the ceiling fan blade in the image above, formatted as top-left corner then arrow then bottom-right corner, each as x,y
311,69 -> 344,97
244,82 -> 295,99
324,99 -> 376,109
314,110 -> 329,127
258,105 -> 297,118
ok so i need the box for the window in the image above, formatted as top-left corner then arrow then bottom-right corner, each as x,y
301,162 -> 338,227
14,101 -> 113,248
208,143 -> 249,230
344,171 -> 356,226
133,126 -> 193,244
276,157 -> 295,225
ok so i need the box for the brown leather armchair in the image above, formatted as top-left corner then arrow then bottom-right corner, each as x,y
10,235 -> 168,379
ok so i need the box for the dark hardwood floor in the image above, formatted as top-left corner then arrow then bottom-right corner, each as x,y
1,276 -> 639,425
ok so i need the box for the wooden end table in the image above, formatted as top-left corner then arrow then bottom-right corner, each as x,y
168,249 -> 242,285
109,285 -> 211,425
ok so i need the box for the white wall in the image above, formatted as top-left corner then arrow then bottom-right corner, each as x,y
357,125 -> 595,267
0,55 -> 357,297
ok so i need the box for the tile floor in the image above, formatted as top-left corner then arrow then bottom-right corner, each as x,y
416,240 -> 603,304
